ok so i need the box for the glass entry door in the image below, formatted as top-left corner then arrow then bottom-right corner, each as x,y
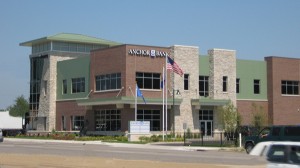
200,120 -> 213,136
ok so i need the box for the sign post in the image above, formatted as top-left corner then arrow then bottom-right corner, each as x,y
183,123 -> 187,146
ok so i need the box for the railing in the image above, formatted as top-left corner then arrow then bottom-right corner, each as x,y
183,131 -> 239,147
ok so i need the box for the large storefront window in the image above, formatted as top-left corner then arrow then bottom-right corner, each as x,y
72,116 -> 84,131
136,72 -> 160,89
137,110 -> 160,131
95,73 -> 121,91
95,110 -> 121,131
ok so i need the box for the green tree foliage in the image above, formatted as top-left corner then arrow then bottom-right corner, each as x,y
251,103 -> 268,131
7,95 -> 29,117
217,102 -> 242,133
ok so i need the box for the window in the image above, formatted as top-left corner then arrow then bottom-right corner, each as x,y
137,110 -> 160,131
95,110 -> 121,131
71,116 -> 84,130
199,76 -> 209,97
136,72 -> 160,89
95,73 -> 121,91
284,126 -> 300,136
44,80 -> 47,95
72,77 -> 85,93
223,76 -> 228,92
272,127 -> 280,136
62,80 -> 67,94
184,74 -> 189,90
199,110 -> 213,120
267,145 -> 286,163
281,80 -> 299,95
61,116 -> 66,131
236,78 -> 240,93
32,43 -> 51,54
254,79 -> 260,94
52,42 -> 109,53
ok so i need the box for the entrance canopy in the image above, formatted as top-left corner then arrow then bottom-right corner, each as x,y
77,96 -> 182,106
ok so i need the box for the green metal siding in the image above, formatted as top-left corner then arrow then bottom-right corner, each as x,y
236,59 -> 267,100
199,55 -> 209,76
57,57 -> 90,100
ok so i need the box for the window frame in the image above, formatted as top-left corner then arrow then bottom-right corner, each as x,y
71,77 -> 85,93
95,110 -> 121,131
62,79 -> 67,94
184,74 -> 189,90
136,72 -> 160,90
95,73 -> 121,92
137,109 -> 160,131
254,79 -> 260,94
281,80 -> 299,95
199,76 -> 209,97
223,76 -> 228,92
199,109 -> 214,121
71,115 -> 84,131
236,78 -> 240,94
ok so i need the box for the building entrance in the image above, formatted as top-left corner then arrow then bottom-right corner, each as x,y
200,120 -> 212,136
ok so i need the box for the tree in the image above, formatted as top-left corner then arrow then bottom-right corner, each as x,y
251,103 -> 268,131
7,95 -> 29,117
217,102 -> 242,140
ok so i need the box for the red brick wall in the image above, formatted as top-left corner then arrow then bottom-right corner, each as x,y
237,100 -> 269,125
56,101 -> 87,131
265,57 -> 300,125
90,45 -> 171,99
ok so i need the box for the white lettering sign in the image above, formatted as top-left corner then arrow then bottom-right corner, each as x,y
128,49 -> 169,58
129,121 -> 150,134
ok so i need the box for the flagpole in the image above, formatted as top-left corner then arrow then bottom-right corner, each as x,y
135,84 -> 137,121
162,67 -> 165,141
165,54 -> 168,138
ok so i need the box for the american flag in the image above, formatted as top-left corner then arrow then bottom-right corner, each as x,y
167,56 -> 183,76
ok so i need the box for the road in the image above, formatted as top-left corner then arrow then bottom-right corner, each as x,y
0,139 -> 267,168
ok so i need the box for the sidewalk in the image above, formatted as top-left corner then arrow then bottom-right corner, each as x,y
4,138 -> 242,152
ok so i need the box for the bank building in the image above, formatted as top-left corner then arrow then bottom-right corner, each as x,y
20,33 -> 300,136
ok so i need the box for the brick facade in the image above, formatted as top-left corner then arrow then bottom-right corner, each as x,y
265,57 -> 300,125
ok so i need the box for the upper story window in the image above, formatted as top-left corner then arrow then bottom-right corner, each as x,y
223,76 -> 228,92
236,78 -> 240,94
32,43 -> 51,54
254,79 -> 260,94
281,80 -> 299,95
62,80 -> 67,94
184,74 -> 189,90
199,76 -> 209,97
136,72 -> 160,89
72,77 -> 85,93
52,42 -> 108,53
95,73 -> 121,91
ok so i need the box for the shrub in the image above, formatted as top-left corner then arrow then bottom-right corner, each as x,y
150,135 -> 160,142
139,136 -> 150,142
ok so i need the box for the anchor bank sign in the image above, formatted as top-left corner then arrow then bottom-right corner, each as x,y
128,49 -> 169,58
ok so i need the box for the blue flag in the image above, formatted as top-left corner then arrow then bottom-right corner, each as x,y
160,79 -> 165,89
136,84 -> 146,104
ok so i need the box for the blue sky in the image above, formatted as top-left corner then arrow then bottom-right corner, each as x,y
0,0 -> 299,109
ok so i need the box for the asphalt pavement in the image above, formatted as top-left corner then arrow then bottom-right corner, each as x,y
3,137 -> 242,152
